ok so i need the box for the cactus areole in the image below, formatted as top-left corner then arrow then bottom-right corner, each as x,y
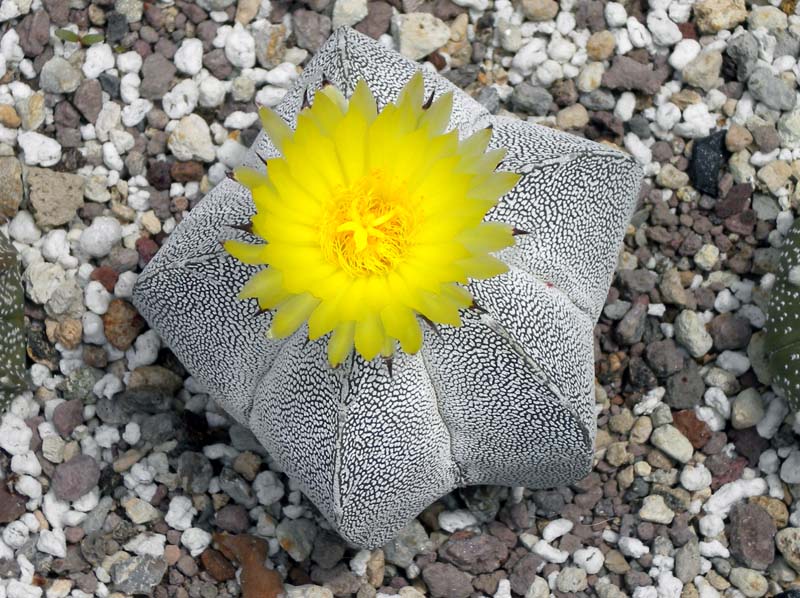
133,28 -> 643,548
767,219 -> 800,410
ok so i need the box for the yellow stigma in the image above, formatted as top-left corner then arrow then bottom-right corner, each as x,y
224,72 -> 521,367
324,170 -> 417,276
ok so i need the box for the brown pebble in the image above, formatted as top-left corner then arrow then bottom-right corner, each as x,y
170,161 -> 205,182
90,266 -> 119,293
201,548 -> 237,581
102,299 -> 145,350
164,544 -> 181,566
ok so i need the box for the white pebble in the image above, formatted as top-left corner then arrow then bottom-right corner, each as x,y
121,98 -> 153,127
117,51 -> 142,74
9,210 -> 41,244
94,424 -> 120,449
605,2 -> 627,27
254,470 -> 285,506
114,271 -> 138,299
624,132 -> 652,165
716,350 -> 749,375
265,62 -> 299,88
614,91 -> 636,122
17,131 -> 61,166
680,464 -> 712,491
647,10 -> 681,46
619,536 -> 649,558
37,528 -> 66,558
2,521 -> 29,549
0,413 -> 32,455
542,518 -> 573,541
84,281 -> 111,315
174,38 -> 204,75
225,23 -> 255,68
573,547 -> 604,574
181,527 -> 212,557
166,495 -> 196,531
82,44 -> 115,79
698,514 -> 724,537
93,373 -> 122,400
11,451 -> 41,477
163,79 -> 199,120
438,509 -> 478,532
533,540 -> 569,563
123,422 -> 141,445
703,478 -> 767,516
79,216 -> 122,258
698,540 -> 729,558
125,329 -> 161,370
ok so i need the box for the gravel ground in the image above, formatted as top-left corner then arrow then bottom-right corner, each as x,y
0,0 -> 799,597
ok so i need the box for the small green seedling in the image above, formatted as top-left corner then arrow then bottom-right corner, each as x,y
55,28 -> 105,47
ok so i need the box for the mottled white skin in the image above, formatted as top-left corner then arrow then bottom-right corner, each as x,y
767,220 -> 800,410
133,28 -> 643,548
0,230 -> 26,410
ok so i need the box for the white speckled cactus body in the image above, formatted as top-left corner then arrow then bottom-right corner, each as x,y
767,219 -> 800,411
133,28 -> 643,548
0,230 -> 26,410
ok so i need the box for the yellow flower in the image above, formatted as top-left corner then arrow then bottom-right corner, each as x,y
224,72 -> 520,367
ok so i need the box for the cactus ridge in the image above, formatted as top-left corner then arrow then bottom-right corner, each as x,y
0,230 -> 27,411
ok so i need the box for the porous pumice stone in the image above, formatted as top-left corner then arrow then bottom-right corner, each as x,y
0,230 -> 27,410
133,28 -> 643,548
767,219 -> 800,410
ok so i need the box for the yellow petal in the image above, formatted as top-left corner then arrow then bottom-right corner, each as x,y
270,292 -> 319,338
308,297 -> 343,339
440,283 -> 473,309
318,84 -> 348,112
349,79 -> 378,124
233,167 -> 270,190
456,255 -> 509,279
380,335 -> 395,358
456,222 -> 514,254
459,128 -> 493,159
469,171 -> 521,201
239,267 -> 279,298
381,303 -> 423,354
416,289 -> 462,327
354,312 -> 384,361
328,321 -> 355,366
395,71 -> 425,126
224,240 -> 269,265
333,107 -> 368,183
259,107 -> 292,154
308,90 -> 346,135
419,92 -> 452,136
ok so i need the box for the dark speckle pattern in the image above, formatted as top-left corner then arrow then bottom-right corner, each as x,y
133,28 -> 643,548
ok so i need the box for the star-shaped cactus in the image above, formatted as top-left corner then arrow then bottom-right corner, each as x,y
767,219 -> 800,411
133,28 -> 642,548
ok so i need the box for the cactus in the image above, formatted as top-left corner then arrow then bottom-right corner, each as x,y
0,230 -> 27,410
766,219 -> 800,411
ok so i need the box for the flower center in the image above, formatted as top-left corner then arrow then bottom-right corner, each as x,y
321,170 -> 417,277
